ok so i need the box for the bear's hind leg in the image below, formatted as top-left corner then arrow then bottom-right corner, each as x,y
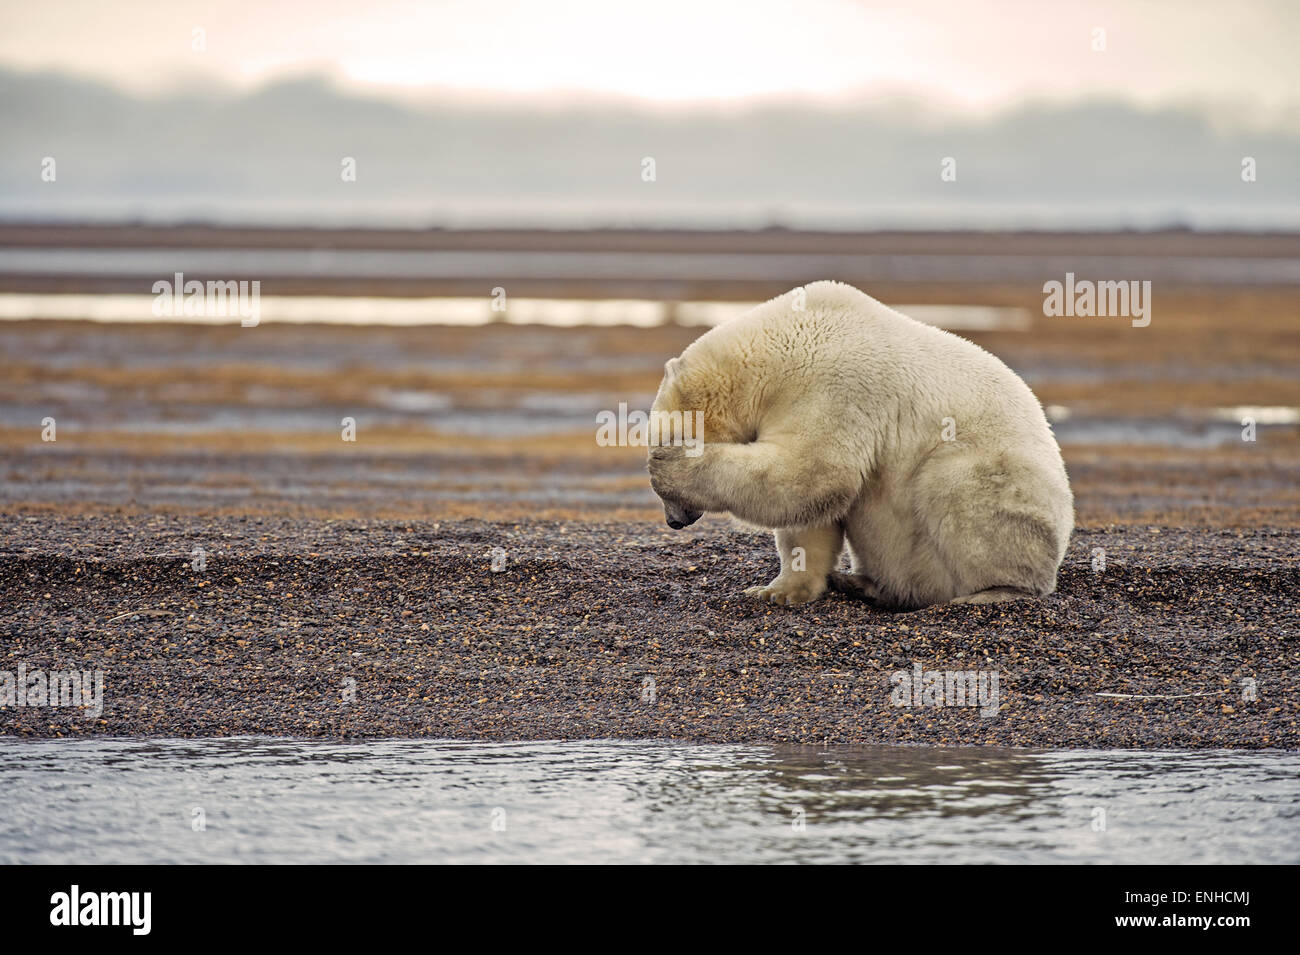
949,586 -> 1038,605
914,450 -> 1068,606
827,570 -> 883,604
745,524 -> 843,606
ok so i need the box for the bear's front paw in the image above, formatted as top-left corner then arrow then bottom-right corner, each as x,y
648,442 -> 694,499
647,442 -> 685,474
744,575 -> 826,607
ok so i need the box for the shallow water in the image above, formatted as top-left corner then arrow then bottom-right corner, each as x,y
4,247 -> 1300,285
0,292 -> 1029,331
0,738 -> 1295,864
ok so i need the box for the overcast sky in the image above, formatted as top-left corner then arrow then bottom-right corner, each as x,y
1,0 -> 1297,122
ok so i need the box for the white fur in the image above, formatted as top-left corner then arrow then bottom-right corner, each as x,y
647,281 -> 1074,609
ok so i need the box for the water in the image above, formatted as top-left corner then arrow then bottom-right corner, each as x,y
4,246 -> 1300,284
1,739 -> 1296,864
0,292 -> 1029,331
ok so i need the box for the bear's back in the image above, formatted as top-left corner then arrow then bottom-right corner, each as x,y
705,281 -> 1055,452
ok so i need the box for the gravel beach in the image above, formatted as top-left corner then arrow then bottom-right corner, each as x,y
2,515 -> 1295,747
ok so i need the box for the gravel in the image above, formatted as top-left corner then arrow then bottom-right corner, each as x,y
2,515 -> 1295,747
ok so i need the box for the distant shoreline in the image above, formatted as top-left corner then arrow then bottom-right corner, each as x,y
6,221 -> 1300,253
4,224 -> 1300,298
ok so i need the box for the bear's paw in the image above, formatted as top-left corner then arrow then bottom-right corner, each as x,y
744,576 -> 826,607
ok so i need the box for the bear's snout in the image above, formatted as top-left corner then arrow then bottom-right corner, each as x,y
663,500 -> 702,529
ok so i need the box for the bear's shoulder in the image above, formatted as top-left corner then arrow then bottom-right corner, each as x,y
760,280 -> 911,333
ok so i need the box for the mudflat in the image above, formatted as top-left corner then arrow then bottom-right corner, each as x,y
1,278 -> 1297,745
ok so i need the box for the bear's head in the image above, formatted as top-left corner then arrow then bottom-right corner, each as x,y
648,350 -> 750,529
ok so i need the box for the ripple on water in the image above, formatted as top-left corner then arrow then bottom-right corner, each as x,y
0,739 -> 1296,864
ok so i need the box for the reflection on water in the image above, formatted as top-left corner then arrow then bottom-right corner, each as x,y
0,739 -> 1296,864
0,292 -> 1028,330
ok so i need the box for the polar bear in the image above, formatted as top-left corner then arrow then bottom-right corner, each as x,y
647,281 -> 1073,610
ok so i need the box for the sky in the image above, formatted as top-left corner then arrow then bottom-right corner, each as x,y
2,0 -> 1297,228
1,0 -> 1298,121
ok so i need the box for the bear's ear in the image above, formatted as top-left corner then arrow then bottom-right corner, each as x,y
664,356 -> 685,379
